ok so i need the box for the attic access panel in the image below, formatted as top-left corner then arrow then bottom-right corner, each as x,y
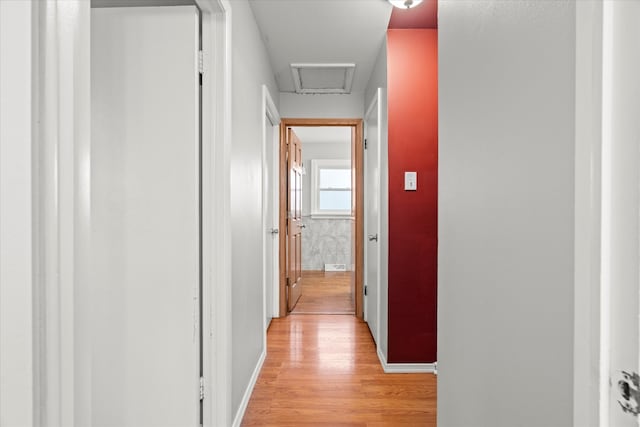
290,63 -> 356,94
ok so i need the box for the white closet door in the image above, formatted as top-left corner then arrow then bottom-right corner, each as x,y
91,6 -> 200,427
364,91 -> 381,345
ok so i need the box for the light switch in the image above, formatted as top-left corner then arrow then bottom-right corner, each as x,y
404,171 -> 417,191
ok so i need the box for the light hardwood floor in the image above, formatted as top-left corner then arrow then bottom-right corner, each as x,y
291,270 -> 354,314
241,314 -> 437,426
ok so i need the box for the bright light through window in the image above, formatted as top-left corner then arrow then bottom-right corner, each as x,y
311,159 -> 351,216
319,169 -> 351,189
319,191 -> 351,211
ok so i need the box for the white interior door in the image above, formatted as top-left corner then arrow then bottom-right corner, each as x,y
602,1 -> 640,425
91,6 -> 201,426
364,90 -> 382,345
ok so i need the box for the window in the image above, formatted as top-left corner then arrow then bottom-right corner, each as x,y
310,159 -> 352,217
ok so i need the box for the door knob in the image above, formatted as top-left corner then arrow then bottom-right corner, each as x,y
368,234 -> 378,242
300,224 -> 306,229
270,228 -> 279,234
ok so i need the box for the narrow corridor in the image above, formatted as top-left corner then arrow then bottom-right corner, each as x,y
292,272 -> 354,314
242,314 -> 437,426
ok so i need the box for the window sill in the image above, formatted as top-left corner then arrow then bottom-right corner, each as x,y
310,213 -> 352,220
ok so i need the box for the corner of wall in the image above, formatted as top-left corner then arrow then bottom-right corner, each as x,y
231,349 -> 266,427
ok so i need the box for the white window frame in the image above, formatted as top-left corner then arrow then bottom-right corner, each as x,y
310,159 -> 352,217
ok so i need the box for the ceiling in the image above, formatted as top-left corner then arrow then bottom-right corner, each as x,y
249,0 -> 393,94
248,0 -> 438,94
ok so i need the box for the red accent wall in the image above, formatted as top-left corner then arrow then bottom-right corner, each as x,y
387,29 -> 438,363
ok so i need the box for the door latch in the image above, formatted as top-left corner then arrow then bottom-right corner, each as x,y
617,370 -> 640,416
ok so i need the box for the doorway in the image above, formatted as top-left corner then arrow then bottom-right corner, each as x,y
277,119 -> 364,319
292,126 -> 353,315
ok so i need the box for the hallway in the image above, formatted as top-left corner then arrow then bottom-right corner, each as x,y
291,271 -> 354,314
242,314 -> 437,426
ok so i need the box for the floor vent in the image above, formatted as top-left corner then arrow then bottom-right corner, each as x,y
324,263 -> 347,272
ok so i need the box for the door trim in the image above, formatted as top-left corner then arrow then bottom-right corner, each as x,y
198,1 -> 232,425
28,0 -> 233,425
261,84 -> 280,332
278,118 -> 364,319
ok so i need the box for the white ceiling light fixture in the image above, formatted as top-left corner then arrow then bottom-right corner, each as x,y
388,0 -> 423,9
290,63 -> 356,94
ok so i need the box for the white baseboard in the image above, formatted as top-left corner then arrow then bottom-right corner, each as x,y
377,348 -> 437,374
231,349 -> 266,427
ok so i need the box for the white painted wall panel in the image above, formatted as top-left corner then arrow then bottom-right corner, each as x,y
91,7 -> 200,426
229,0 -> 280,419
365,39 -> 387,113
438,1 -> 575,426
0,2 -> 34,425
279,92 -> 364,118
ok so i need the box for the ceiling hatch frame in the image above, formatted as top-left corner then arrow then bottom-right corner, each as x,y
290,63 -> 356,94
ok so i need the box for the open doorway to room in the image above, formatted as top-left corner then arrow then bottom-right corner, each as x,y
277,119 -> 364,319
291,126 -> 353,315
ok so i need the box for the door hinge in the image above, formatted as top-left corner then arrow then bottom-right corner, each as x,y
364,285 -> 368,296
364,138 -> 368,150
617,370 -> 640,416
198,50 -> 204,74
286,277 -> 290,287
199,376 -> 205,400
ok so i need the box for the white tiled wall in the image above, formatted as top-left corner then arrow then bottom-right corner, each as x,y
301,217 -> 351,271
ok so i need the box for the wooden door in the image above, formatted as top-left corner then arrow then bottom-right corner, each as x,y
91,6 -> 201,426
287,128 -> 303,311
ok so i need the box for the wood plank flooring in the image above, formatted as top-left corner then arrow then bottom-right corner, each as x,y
241,315 -> 437,426
291,271 -> 354,314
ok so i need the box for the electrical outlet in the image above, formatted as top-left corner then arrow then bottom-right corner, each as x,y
405,171 -> 417,191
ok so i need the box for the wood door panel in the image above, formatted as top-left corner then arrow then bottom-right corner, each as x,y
287,128 -> 303,311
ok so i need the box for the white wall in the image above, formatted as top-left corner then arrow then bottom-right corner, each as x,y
365,38 -> 387,114
230,0 -> 279,420
364,39 -> 388,359
279,92 -> 364,118
438,1 -> 576,426
0,2 -> 34,425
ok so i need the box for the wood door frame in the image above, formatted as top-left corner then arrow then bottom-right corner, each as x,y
278,118 -> 364,319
